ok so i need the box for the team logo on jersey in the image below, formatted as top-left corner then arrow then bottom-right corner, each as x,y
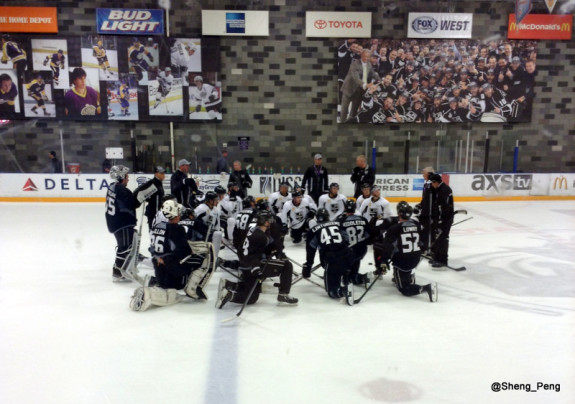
411,16 -> 438,34
22,178 -> 38,192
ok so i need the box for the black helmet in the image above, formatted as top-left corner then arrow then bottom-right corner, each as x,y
256,199 -> 270,211
316,208 -> 330,223
214,185 -> 226,194
397,201 -> 413,220
228,181 -> 238,189
204,191 -> 218,202
256,210 -> 274,226
292,191 -> 302,198
243,195 -> 256,208
344,199 -> 356,213
329,182 -> 339,190
161,193 -> 177,203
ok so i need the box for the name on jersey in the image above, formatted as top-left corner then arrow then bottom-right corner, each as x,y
342,219 -> 365,227
403,225 -> 418,233
310,221 -> 335,232
97,9 -> 164,35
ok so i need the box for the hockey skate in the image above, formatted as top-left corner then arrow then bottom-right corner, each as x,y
424,283 -> 438,302
215,278 -> 233,309
113,266 -> 131,282
277,294 -> 298,305
130,287 -> 147,311
431,261 -> 448,271
31,107 -> 38,114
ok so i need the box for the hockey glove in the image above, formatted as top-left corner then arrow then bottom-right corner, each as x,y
302,262 -> 311,278
373,263 -> 388,276
307,211 -> 315,219
281,223 -> 289,235
413,203 -> 421,216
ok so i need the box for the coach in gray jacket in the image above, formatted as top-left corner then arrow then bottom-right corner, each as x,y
340,49 -> 381,122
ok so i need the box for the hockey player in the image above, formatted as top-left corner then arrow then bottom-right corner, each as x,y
43,50 -> 65,85
117,80 -> 131,116
64,68 -> 101,117
280,191 -> 317,244
303,208 -> 354,299
189,75 -> 221,118
357,185 -> 392,221
428,173 -> 454,269
26,74 -> 51,116
339,200 -> 372,285
216,211 -> 298,309
105,165 -> 142,281
232,196 -> 259,256
0,73 -> 18,117
170,39 -> 195,83
153,67 -> 173,110
133,166 -> 166,231
1,35 -> 27,78
192,191 -> 222,248
355,183 -> 372,209
293,184 -> 317,210
268,181 -> 292,219
373,202 -> 437,302
218,184 -> 242,241
318,183 -> 347,221
130,199 -> 216,311
128,38 -> 154,82
92,40 -> 111,78
481,83 -> 520,120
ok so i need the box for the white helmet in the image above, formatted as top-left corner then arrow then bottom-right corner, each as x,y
194,75 -> 203,83
162,199 -> 181,219
110,165 -> 129,181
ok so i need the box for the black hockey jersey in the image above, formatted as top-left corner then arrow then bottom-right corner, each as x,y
105,181 -> 141,233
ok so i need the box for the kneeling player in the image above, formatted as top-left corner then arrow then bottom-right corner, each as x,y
304,209 -> 354,299
216,211 -> 298,308
373,202 -> 437,302
130,199 -> 216,311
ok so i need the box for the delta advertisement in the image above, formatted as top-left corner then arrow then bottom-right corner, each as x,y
2,173 -> 574,200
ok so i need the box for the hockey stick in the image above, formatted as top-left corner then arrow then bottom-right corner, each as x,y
353,274 -> 381,304
222,263 -> 268,322
452,216 -> 473,226
120,201 -> 147,284
286,257 -> 324,280
421,254 -> 466,271
291,267 -> 324,288
454,209 -> 468,215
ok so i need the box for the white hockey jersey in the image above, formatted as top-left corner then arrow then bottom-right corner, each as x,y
318,193 -> 347,221
268,191 -> 292,215
280,199 -> 316,230
357,196 -> 392,220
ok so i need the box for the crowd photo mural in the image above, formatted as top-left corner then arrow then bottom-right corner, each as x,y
338,38 -> 537,124
0,33 -> 221,122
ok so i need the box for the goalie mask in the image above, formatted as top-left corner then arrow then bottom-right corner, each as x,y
110,165 -> 129,181
162,199 -> 181,220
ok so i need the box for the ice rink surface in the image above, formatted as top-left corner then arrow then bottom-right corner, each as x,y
0,200 -> 573,404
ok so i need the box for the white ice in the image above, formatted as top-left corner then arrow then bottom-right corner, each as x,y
0,200 -> 574,404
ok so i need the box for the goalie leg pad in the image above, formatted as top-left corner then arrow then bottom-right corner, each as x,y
130,286 -> 184,311
210,230 -> 222,255
184,243 -> 216,299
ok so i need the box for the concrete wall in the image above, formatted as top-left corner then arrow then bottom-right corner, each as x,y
0,0 -> 573,174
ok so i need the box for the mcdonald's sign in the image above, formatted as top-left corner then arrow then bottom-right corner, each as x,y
553,176 -> 568,190
508,14 -> 572,40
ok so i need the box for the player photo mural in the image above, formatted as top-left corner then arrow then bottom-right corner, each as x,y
0,33 -> 221,122
337,38 -> 538,124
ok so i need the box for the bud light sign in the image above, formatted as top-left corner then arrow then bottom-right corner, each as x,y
97,8 -> 164,35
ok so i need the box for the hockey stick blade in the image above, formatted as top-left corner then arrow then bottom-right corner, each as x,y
422,254 -> 466,272
454,209 -> 468,215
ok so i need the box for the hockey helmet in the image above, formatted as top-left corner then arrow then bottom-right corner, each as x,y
110,165 -> 129,181
204,191 -> 218,202
361,183 -> 371,190
58,49 -> 64,54
165,67 -> 171,73
214,185 -> 226,194
162,199 -> 181,220
316,208 -> 330,223
243,195 -> 256,208
256,198 -> 270,211
397,201 -> 413,220
161,193 -> 177,204
292,191 -> 302,198
256,210 -> 274,226
329,182 -> 339,190
228,181 -> 239,189
344,199 -> 356,213
194,75 -> 203,83
279,181 -> 289,189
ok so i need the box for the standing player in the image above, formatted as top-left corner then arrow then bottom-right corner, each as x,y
43,50 -> 65,86
152,67 -> 173,111
117,79 -> 131,116
303,209 -> 354,300
429,173 -> 454,269
216,211 -> 298,309
26,73 -> 51,116
64,68 -> 100,117
170,39 -> 193,84
92,40 -> 112,79
280,191 -> 317,244
105,165 -> 142,282
128,38 -> 154,83
106,88 -> 115,117
357,186 -> 393,221
189,75 -> 221,118
0,73 -> 18,117
373,202 -> 437,302
318,182 -> 347,221
1,35 -> 27,78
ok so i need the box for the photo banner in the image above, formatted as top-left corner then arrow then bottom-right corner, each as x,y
337,38 -> 537,124
408,13 -> 473,39
0,34 -> 221,122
